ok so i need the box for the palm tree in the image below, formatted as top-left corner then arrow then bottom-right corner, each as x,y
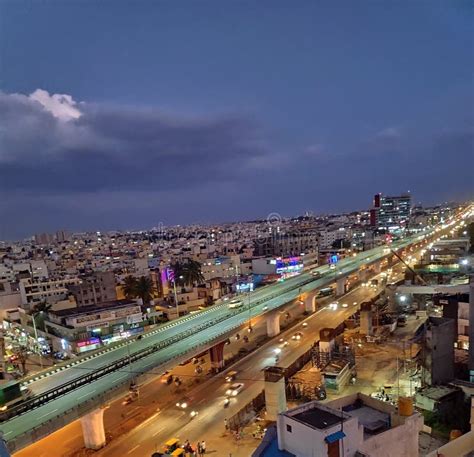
183,259 -> 204,286
171,259 -> 204,287
134,276 -> 156,305
122,276 -> 138,299
30,300 -> 52,332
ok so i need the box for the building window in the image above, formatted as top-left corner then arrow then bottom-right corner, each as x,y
286,424 -> 292,433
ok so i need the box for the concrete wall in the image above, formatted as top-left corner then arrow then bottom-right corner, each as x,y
277,413 -> 360,457
359,413 -> 423,457
426,430 -> 474,457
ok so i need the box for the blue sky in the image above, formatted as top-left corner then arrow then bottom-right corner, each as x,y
0,1 -> 473,239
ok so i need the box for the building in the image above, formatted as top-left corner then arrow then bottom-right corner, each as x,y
56,230 -> 71,243
254,229 -> 318,257
18,276 -> 81,309
422,316 -> 455,386
370,193 -> 411,231
274,393 -> 422,457
67,271 -> 117,307
34,233 -> 54,245
43,299 -> 146,353
252,256 -> 304,280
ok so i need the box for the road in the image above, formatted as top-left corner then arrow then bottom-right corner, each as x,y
4,223 -> 456,451
14,265 -> 402,457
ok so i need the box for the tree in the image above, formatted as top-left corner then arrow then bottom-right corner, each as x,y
12,346 -> 29,376
122,276 -> 138,299
122,276 -> 156,305
134,276 -> 156,305
30,300 -> 52,332
171,259 -> 204,287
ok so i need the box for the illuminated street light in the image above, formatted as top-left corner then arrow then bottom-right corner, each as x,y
460,259 -> 469,266
399,295 -> 407,303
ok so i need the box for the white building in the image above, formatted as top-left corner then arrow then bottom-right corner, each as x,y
277,393 -> 423,457
19,277 -> 81,308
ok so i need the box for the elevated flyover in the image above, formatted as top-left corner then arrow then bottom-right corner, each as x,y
3,210 -> 471,453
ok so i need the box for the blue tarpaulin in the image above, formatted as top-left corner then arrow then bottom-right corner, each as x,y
325,430 -> 346,444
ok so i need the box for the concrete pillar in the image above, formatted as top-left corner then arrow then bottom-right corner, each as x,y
209,340 -> 226,372
319,328 -> 336,354
264,367 -> 286,421
304,295 -> 316,313
336,277 -> 345,296
266,312 -> 281,337
360,303 -> 373,336
374,262 -> 382,274
359,269 -> 368,283
81,408 -> 106,450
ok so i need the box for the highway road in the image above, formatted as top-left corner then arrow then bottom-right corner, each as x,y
14,266 -> 399,457
3,222 -> 459,451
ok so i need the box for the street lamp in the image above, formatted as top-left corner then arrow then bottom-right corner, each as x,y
31,312 -> 44,369
247,289 -> 252,332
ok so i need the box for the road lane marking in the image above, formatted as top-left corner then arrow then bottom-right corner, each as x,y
77,390 -> 96,400
37,408 -> 58,420
127,444 -> 140,454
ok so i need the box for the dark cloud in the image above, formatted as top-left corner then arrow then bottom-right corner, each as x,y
0,90 -> 267,193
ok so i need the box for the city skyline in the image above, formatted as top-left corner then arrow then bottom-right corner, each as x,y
1,1 -> 473,238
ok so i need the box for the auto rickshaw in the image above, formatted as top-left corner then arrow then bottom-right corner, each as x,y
164,438 -> 179,454
171,448 -> 185,456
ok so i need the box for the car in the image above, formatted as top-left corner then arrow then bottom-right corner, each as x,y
176,398 -> 190,409
228,299 -> 243,309
262,305 -> 268,311
341,303 -> 348,308
328,302 -> 338,310
291,332 -> 303,341
160,371 -> 171,383
225,371 -> 238,383
226,383 -> 245,396
311,270 -> 321,278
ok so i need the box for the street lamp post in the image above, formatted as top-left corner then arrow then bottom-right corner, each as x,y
172,279 -> 179,318
247,289 -> 252,333
31,312 -> 44,369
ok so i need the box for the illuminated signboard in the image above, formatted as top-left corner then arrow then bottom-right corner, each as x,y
275,257 -> 303,274
76,337 -> 100,348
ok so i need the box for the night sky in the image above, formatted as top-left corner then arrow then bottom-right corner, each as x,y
0,1 -> 473,239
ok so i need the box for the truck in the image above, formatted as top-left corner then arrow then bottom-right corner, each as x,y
0,380 -> 31,411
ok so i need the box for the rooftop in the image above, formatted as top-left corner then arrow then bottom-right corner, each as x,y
292,406 -> 346,430
342,401 -> 390,436
50,299 -> 139,317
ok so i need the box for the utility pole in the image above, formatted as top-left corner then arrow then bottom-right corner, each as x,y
31,313 -> 44,369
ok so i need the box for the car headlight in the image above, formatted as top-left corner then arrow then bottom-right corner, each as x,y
232,390 -> 238,396
226,390 -> 231,395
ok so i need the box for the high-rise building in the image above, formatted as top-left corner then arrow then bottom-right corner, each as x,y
370,192 -> 411,230
56,230 -> 71,243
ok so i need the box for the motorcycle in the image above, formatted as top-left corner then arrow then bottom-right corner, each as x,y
224,397 -> 230,408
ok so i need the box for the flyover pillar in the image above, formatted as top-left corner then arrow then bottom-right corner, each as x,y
266,311 -> 281,337
81,407 -> 106,450
336,278 -> 345,296
374,262 -> 382,274
304,295 -> 316,313
209,341 -> 226,372
264,367 -> 286,422
359,269 -> 368,283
